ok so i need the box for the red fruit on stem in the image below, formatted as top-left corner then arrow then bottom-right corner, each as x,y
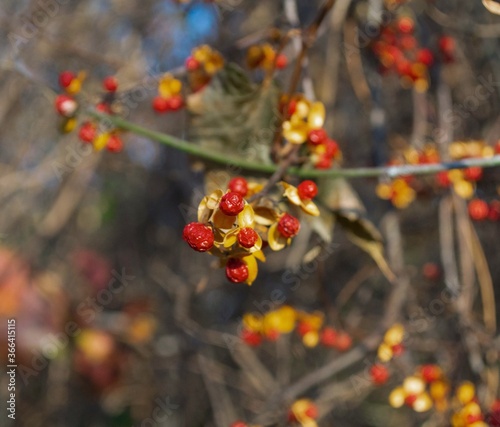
297,180 -> 318,200
183,222 -> 214,252
185,56 -> 201,71
335,332 -> 352,351
106,135 -> 123,153
315,155 -> 333,169
238,227 -> 258,249
277,213 -> 300,238
464,166 -> 483,181
219,192 -> 245,216
436,171 -> 451,187
103,76 -> 118,92
225,258 -> 249,283
59,71 -> 75,88
308,128 -> 328,145
96,103 -> 111,113
370,364 -> 390,385
324,139 -> 339,158
420,364 -> 441,383
495,140 -> 500,154
416,48 -> 434,67
439,36 -> 455,62
241,329 -> 262,346
405,394 -> 418,406
228,177 -> 248,197
152,96 -> 170,113
422,262 -> 441,281
304,404 -> 318,419
55,94 -> 77,116
320,327 -> 338,347
78,122 -> 97,143
391,343 -> 405,357
397,17 -> 414,34
489,201 -> 500,221
296,321 -> 314,337
167,95 -> 184,111
275,53 -> 288,69
468,199 -> 489,221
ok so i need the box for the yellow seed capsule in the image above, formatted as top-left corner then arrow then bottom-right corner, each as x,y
453,179 -> 475,199
482,146 -> 494,158
451,412 -> 466,427
377,342 -> 393,362
376,183 -> 393,200
460,401 -> 482,418
307,102 -> 326,129
274,306 -> 296,333
62,117 -> 77,133
456,381 -> 475,405
302,331 -> 319,348
449,142 -> 466,159
388,387 -> 405,408
384,324 -> 405,346
403,376 -> 426,395
413,392 -> 433,412
93,133 -> 110,151
295,100 -> 310,119
414,78 -> 429,93
430,380 -> 449,401
243,313 -> 263,332
448,169 -> 464,182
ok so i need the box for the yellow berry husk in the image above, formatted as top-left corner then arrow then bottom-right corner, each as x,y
93,133 -> 110,151
413,392 -> 433,412
376,183 -> 393,200
430,380 -> 449,401
302,331 -> 319,348
456,381 -> 475,405
453,179 -> 475,199
403,376 -> 426,395
388,387 -> 405,408
384,324 -> 405,346
377,342 -> 394,362
243,313 -> 263,333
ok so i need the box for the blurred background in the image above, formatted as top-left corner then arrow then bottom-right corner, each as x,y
1,0 -> 500,426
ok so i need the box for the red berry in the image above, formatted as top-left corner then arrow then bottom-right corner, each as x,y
399,35 -> 417,51
296,321 -> 314,337
422,262 -> 441,281
275,53 -> 288,69
468,199 -> 489,221
489,201 -> 500,221
228,177 -> 248,197
420,364 -> 441,383
405,394 -> 418,406
78,122 -> 97,143
464,166 -> 483,181
439,36 -> 455,63
55,94 -> 77,117
238,227 -> 258,249
96,103 -> 111,113
219,192 -> 245,216
106,135 -> 123,153
225,258 -> 249,283
277,213 -> 300,238
297,180 -> 318,200
167,95 -> 184,111
241,329 -> 262,346
59,71 -> 75,88
397,17 -> 414,34
416,48 -> 434,67
315,155 -> 333,169
466,414 -> 484,424
320,327 -> 338,347
495,141 -> 500,154
308,128 -> 328,145
335,332 -> 352,351
324,139 -> 339,158
103,76 -> 118,92
266,329 -> 280,341
230,422 -> 248,427
304,404 -> 318,419
370,364 -> 390,385
152,96 -> 170,113
436,171 -> 451,187
183,222 -> 214,252
391,343 -> 405,357
185,56 -> 201,71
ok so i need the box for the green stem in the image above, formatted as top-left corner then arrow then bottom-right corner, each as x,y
89,111 -> 500,179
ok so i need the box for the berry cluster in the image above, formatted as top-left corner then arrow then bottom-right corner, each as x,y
240,305 -> 352,351
371,13 -> 455,91
55,71 -> 124,152
152,74 -> 184,113
185,45 -> 224,91
468,198 -> 500,221
389,368 -> 444,413
451,382 -> 487,427
182,177 -> 320,285
281,95 -> 342,169
377,323 -> 405,361
246,43 -> 288,71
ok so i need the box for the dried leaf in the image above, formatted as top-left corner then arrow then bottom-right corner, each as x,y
318,178 -> 395,281
188,63 -> 280,164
